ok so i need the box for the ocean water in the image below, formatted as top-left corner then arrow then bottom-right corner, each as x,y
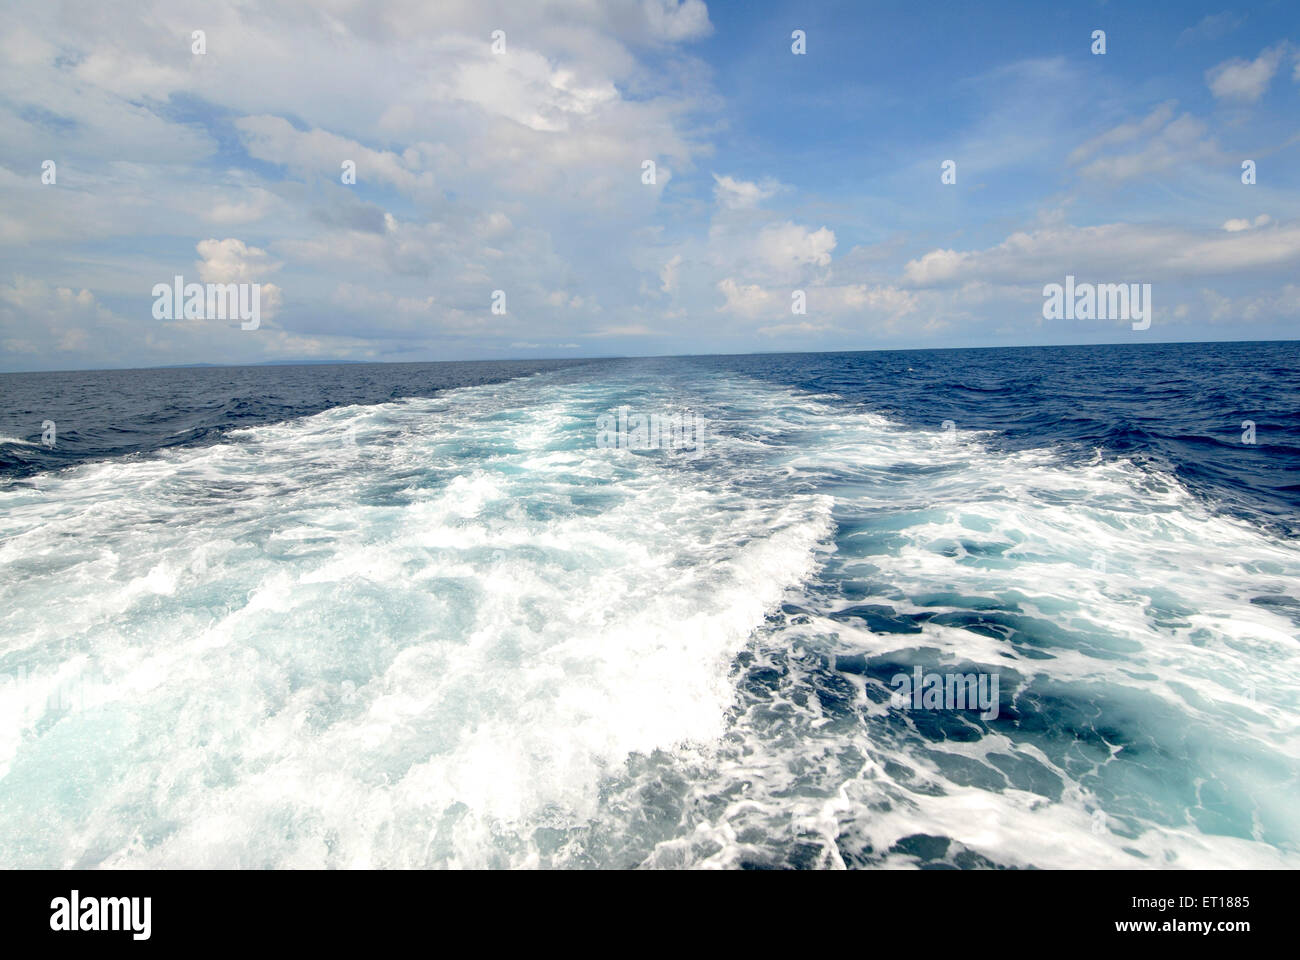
0,342 -> 1297,869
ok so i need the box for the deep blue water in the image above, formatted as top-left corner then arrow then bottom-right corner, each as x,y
6,344 -> 1296,535
1,342 -> 1297,868
0,359 -> 593,480
702,341 -> 1300,537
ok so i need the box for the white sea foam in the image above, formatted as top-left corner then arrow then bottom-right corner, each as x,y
0,373 -> 831,867
1,367 -> 1296,868
630,386 -> 1300,869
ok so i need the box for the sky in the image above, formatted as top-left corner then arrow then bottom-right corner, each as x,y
1,0 -> 1298,372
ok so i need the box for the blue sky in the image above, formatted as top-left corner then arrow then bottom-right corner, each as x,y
1,0 -> 1298,371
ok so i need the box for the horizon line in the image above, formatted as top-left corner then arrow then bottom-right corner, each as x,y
3,335 -> 1297,376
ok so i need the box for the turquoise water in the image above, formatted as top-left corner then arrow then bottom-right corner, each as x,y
1,347 -> 1298,867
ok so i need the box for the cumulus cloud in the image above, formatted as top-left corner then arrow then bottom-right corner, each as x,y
1222,214 -> 1273,232
717,276 -> 917,325
0,0 -> 719,366
235,116 -> 436,196
712,173 -> 780,209
1199,284 -> 1300,324
1206,44 -> 1288,102
640,0 -> 713,42
4,0 -> 1300,366
715,278 -> 776,318
754,222 -> 836,273
195,239 -> 283,319
0,277 -> 123,358
819,284 -> 919,318
902,221 -> 1300,287
196,239 -> 280,283
660,254 -> 683,294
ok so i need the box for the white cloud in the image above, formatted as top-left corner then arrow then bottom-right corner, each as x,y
1222,214 -> 1272,232
712,173 -> 779,209
819,284 -> 918,318
717,277 -> 917,326
0,277 -> 124,358
716,278 -> 777,318
660,254 -> 683,294
1206,44 -> 1288,102
640,0 -> 713,42
903,221 -> 1300,287
589,324 -> 654,337
749,222 -> 836,279
436,45 -> 620,133
1068,102 -> 1178,165
699,219 -> 838,291
235,116 -> 436,196
195,239 -> 283,320
196,239 -> 281,284
1199,284 -> 1300,324
1177,13 -> 1244,46
1067,103 -> 1223,181
4,0 -> 1299,366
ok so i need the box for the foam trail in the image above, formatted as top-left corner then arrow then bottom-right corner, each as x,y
1,363 -> 1297,869
0,370 -> 831,867
629,387 -> 1300,869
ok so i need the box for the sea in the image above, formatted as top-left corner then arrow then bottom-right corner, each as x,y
1,340 -> 1297,868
